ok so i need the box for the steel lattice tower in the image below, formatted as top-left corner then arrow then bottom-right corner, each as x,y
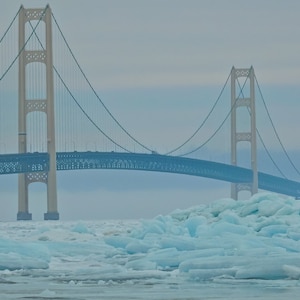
231,67 -> 258,199
17,6 -> 59,220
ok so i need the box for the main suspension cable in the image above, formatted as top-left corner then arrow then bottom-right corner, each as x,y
164,70 -> 231,155
256,123 -> 286,178
179,69 -> 250,157
0,6 -> 22,44
236,76 -> 287,178
254,75 -> 300,177
51,13 -> 153,153
27,20 -> 132,153
0,6 -> 48,81
53,66 -> 132,152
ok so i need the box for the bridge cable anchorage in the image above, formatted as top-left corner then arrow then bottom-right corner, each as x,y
236,77 -> 287,179
0,6 -> 48,82
164,70 -> 232,156
254,75 -> 300,177
26,21 -> 132,153
179,68 -> 250,157
51,13 -> 154,153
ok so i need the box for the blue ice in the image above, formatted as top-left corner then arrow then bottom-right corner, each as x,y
1,192 -> 300,282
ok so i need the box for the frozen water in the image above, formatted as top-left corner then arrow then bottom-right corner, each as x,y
1,192 -> 300,299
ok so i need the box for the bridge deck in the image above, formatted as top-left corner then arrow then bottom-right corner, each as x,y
1,151 -> 300,198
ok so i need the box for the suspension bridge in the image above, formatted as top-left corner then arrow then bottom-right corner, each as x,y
1,5 -> 300,220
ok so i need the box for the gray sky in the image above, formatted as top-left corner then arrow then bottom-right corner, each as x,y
1,0 -> 300,221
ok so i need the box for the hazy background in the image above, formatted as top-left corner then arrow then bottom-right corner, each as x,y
1,0 -> 300,221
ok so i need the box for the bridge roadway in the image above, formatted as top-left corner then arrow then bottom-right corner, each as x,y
1,151 -> 300,198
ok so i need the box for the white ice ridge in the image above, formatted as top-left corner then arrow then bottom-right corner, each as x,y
1,192 -> 300,282
105,193 -> 300,280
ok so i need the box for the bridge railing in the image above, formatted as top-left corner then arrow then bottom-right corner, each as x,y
0,153 -> 49,175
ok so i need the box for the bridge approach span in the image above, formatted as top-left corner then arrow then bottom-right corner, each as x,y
1,151 -> 300,198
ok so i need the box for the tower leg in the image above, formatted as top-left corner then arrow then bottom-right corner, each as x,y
17,174 -> 32,220
44,170 -> 59,220
230,67 -> 258,199
43,5 -> 58,220
18,5 -> 59,220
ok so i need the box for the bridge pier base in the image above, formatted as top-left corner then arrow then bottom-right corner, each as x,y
44,212 -> 59,220
17,212 -> 32,221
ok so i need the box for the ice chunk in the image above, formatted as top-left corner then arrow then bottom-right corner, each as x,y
283,265 -> 300,279
104,236 -> 134,249
239,202 -> 259,217
235,255 -> 300,280
209,198 -> 238,217
219,210 -> 240,225
158,236 -> 197,251
0,253 -> 48,270
258,199 -> 283,217
287,227 -> 300,241
235,262 -> 285,280
126,257 -> 157,270
179,256 -> 238,273
188,267 -> 237,281
210,221 -> 250,236
72,222 -> 93,234
184,215 -> 207,237
258,224 -> 288,237
125,240 -> 152,254
147,248 -> 181,269
0,238 -> 50,271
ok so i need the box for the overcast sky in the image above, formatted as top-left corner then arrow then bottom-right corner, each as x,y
1,0 -> 300,221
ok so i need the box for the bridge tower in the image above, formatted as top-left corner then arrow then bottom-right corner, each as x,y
231,67 -> 258,199
17,6 -> 59,220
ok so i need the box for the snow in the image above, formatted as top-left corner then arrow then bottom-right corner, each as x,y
1,192 -> 300,299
